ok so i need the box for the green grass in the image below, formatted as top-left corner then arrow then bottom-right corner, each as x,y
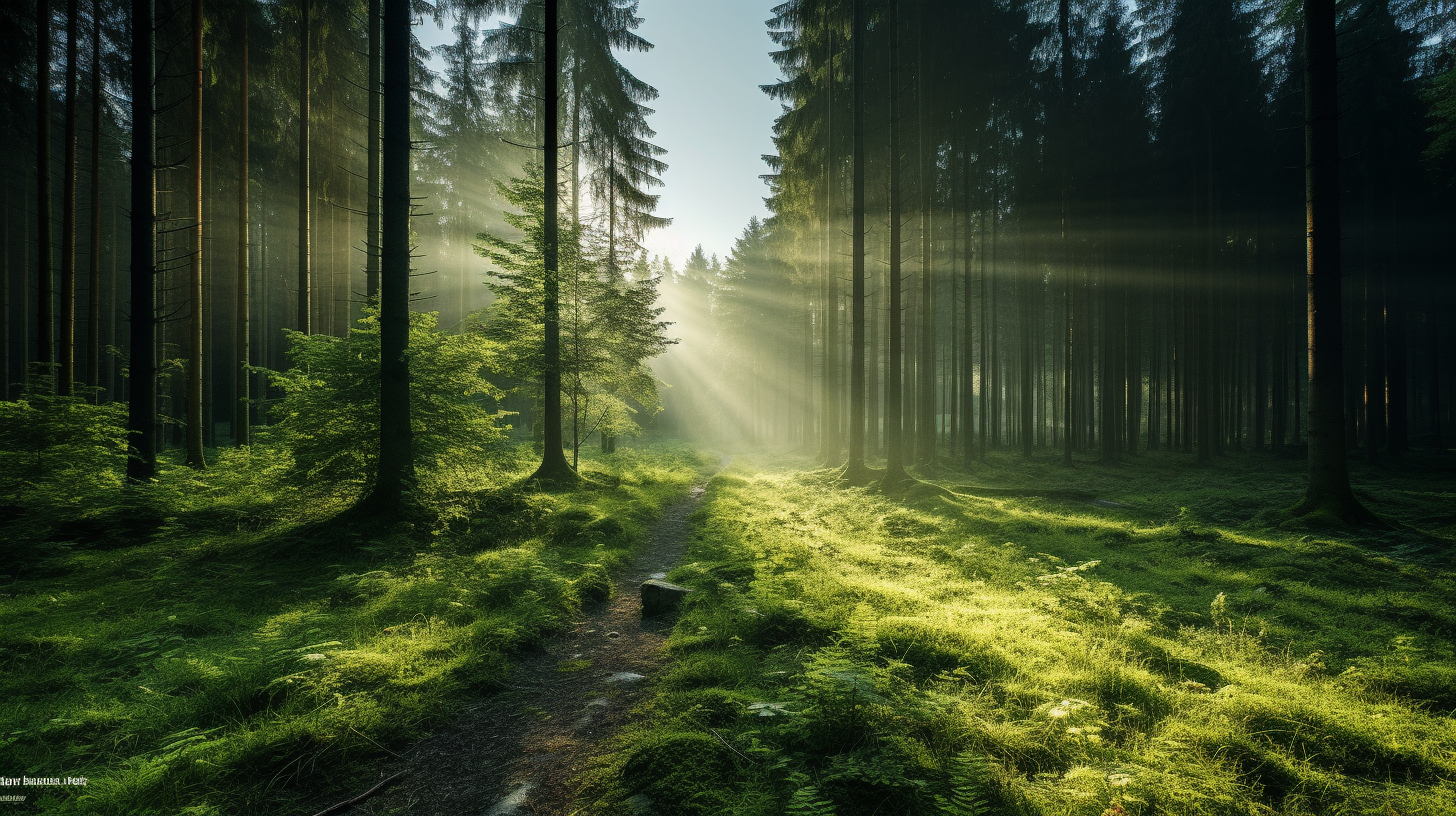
580,450 -> 1456,816
0,443 -> 710,815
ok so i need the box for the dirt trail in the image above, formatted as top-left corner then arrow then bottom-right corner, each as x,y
354,466 -> 723,816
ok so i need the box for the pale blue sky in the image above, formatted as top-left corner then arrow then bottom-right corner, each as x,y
616,0 -> 782,267
418,1 -> 782,268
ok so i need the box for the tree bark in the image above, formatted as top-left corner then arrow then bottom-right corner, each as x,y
87,0 -> 102,397
365,0 -> 380,300
38,0 -> 54,377
235,0 -> 250,446
980,155 -> 992,459
368,0 -> 417,512
1295,0 -> 1375,524
531,0 -> 577,483
844,0 -> 871,482
820,23 -> 839,466
297,0 -> 311,334
3,186 -> 10,398
916,14 -> 935,466
1059,0 -> 1073,466
186,0 -> 206,467
126,0 -> 156,483
61,0 -> 78,396
882,0 -> 907,485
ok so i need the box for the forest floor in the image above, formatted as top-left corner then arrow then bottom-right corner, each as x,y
0,444 -> 712,816
569,448 -> 1456,816
354,459 -> 726,816
5,444 -> 1455,816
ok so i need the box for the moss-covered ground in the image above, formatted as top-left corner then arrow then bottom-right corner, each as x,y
582,450 -> 1456,816
0,444 -> 710,815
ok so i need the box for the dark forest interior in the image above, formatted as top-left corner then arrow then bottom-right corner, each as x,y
2,0 -> 1455,814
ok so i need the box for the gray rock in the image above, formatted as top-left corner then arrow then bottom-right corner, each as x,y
640,579 -> 692,617
483,782 -> 533,815
607,672 -> 646,683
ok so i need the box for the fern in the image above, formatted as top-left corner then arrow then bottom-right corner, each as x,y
785,774 -> 837,816
934,752 -> 991,816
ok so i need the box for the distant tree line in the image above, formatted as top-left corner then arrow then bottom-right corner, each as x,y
687,0 -> 1454,501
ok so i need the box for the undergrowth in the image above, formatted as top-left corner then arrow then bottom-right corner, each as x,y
579,450 -> 1456,816
0,441 -> 708,815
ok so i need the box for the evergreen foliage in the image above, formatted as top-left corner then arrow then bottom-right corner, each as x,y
474,169 -> 673,462
0,378 -> 125,507
264,309 -> 510,493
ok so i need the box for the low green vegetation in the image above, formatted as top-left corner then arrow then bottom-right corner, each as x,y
583,452 -> 1456,816
0,431 -> 708,815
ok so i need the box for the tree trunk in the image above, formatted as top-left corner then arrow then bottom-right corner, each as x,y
916,16 -> 935,466
844,0 -> 871,481
821,24 -> 840,466
1059,0 -> 1073,467
980,160 -> 993,458
1253,236 -> 1268,450
235,1 -> 250,446
961,154 -> 975,464
1126,254 -> 1141,456
38,0 -> 54,378
531,0 -> 577,483
365,0 -> 380,300
1431,306 -> 1442,450
1386,274 -> 1407,454
1020,231 -> 1034,459
368,0 -> 417,512
881,1 -> 907,485
297,0 -> 311,334
1295,0 -> 1375,524
3,186 -> 10,398
186,0 -> 206,468
126,0 -> 156,483
87,0 -> 102,397
60,0 -> 78,396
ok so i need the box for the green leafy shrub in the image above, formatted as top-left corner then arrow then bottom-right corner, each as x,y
0,387 -> 127,506
263,309 -> 510,493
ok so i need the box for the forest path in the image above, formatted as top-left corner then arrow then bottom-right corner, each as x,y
354,460 -> 727,816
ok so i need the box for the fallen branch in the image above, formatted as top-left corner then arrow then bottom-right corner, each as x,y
708,727 -> 760,766
308,771 -> 408,816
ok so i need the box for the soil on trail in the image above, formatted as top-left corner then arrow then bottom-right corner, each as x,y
352,469 -> 721,816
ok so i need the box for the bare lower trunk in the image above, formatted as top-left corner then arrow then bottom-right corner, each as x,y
61,0 -> 78,396
297,0 -> 311,334
1296,0 -> 1375,524
235,5 -> 250,446
87,0 -> 101,397
531,0 -> 576,484
368,0 -> 417,512
882,1 -> 906,485
186,0 -> 206,468
365,0 -> 380,300
126,0 -> 157,483
844,0 -> 870,481
37,0 -> 53,377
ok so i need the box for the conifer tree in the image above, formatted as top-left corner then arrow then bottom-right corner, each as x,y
366,0 -> 416,513
127,0 -> 157,483
1295,0 -> 1376,524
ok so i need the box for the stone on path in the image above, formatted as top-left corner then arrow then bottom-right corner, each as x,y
640,579 -> 691,617
482,782 -> 533,815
